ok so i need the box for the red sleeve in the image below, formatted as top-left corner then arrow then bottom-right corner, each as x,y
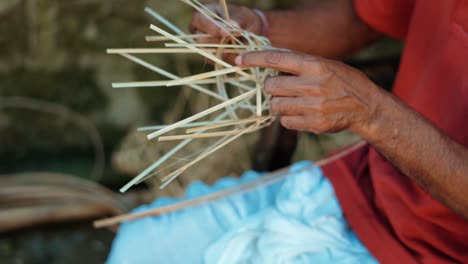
353,0 -> 415,40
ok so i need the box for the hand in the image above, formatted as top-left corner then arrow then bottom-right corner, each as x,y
189,3 -> 263,44
235,50 -> 381,135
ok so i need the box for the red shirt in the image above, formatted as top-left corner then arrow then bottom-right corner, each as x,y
322,0 -> 468,263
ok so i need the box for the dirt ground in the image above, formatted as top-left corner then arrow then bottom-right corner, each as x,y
0,223 -> 114,264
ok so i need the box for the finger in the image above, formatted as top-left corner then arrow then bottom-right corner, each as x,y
195,37 -> 221,44
236,50 -> 320,75
222,53 -> 238,65
264,76 -> 316,97
191,11 -> 226,37
270,97 -> 306,115
203,58 -> 215,66
279,116 -> 307,131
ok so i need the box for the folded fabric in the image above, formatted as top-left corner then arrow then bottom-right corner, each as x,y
107,161 -> 377,264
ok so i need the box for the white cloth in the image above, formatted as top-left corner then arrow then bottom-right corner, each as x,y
107,161 -> 377,264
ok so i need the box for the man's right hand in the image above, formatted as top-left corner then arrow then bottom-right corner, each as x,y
189,3 -> 264,44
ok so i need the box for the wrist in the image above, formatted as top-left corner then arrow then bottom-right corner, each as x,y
351,88 -> 395,144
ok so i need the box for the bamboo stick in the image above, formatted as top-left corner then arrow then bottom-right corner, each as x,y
145,7 -> 188,38
146,89 -> 256,140
180,0 -> 243,45
115,76 -> 252,89
158,130 -> 243,141
117,53 -> 226,101
166,66 -> 250,87
94,164 -> 293,229
113,76 -> 249,89
108,48 -> 196,54
165,43 -> 249,49
186,116 -> 268,133
146,33 -> 212,42
220,0 -> 230,21
107,48 -> 245,54
138,118 -> 235,131
149,24 -> 255,82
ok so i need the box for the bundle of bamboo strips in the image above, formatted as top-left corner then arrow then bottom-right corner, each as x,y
0,172 -> 153,232
108,0 -> 277,193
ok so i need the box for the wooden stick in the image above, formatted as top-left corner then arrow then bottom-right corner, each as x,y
117,53 -> 226,101
94,164 -> 289,228
93,141 -> 367,228
158,130 -> 243,141
166,66 -> 250,87
146,33 -> 212,42
146,89 -> 255,140
186,116 -> 268,133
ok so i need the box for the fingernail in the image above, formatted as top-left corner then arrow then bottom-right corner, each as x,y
230,21 -> 240,28
220,29 -> 230,37
235,55 -> 243,65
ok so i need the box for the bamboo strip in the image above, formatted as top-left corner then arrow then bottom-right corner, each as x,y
138,119 -> 235,131
118,53 -> 226,101
180,0 -> 243,46
113,76 -> 249,89
94,165 -> 293,229
158,130 -> 243,141
186,116 -> 268,133
166,66 -> 250,87
149,24 -> 255,82
146,89 -> 256,140
220,0 -> 230,21
144,8 -> 188,39
146,33 -> 212,42
165,43 -> 249,49
108,48 -> 196,54
107,48 -> 245,54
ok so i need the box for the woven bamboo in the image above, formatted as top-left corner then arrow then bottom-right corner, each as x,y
108,0 -> 278,193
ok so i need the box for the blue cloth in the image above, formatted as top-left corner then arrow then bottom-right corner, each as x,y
107,161 -> 377,264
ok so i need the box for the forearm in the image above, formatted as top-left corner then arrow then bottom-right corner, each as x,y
264,0 -> 380,58
356,89 -> 468,218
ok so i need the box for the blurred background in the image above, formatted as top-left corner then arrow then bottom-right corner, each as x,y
0,0 -> 402,263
